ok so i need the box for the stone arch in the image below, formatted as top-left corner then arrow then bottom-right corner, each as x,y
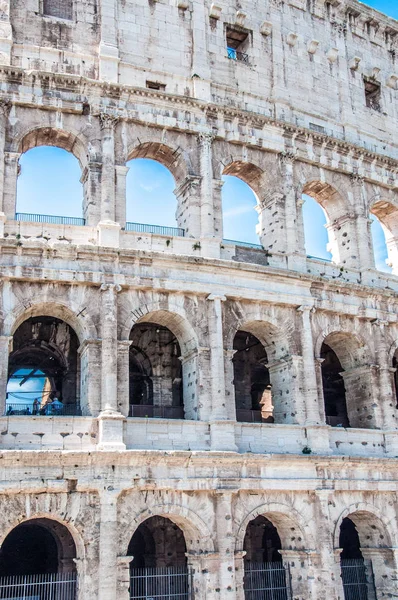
16,126 -> 88,170
235,503 -> 314,553
0,513 -> 85,562
227,318 -> 293,361
315,329 -> 368,371
120,504 -> 215,556
127,142 -> 191,185
370,198 -> 398,274
333,504 -> 394,550
222,161 -> 264,200
5,301 -> 97,345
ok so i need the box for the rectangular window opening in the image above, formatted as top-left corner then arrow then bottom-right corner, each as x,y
146,81 -> 166,91
43,0 -> 73,20
226,27 -> 249,64
364,78 -> 381,111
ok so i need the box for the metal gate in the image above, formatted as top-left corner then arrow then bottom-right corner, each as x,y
341,559 -> 377,600
0,572 -> 77,600
244,562 -> 292,600
130,566 -> 192,600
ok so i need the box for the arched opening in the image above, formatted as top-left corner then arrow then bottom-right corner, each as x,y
0,518 -> 77,597
302,182 -> 350,265
243,516 -> 290,599
6,316 -> 81,416
339,516 -> 378,600
128,517 -> 189,600
16,146 -> 84,224
302,194 -> 332,261
370,201 -> 398,274
129,322 -> 183,419
320,343 -> 349,427
125,157 -> 180,235
320,332 -> 373,429
233,330 -> 273,423
222,174 -> 260,246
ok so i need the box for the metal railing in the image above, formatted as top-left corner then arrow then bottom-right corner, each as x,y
223,239 -> 264,250
125,222 -> 185,237
236,409 -> 274,424
227,47 -> 250,64
341,559 -> 376,600
15,213 -> 86,226
244,562 -> 291,600
5,403 -> 83,417
130,566 -> 192,600
0,572 -> 77,600
129,404 -> 184,419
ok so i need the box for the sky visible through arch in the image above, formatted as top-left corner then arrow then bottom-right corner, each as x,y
16,0 -> 395,273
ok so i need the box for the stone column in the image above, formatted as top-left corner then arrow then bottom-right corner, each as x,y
372,320 -> 397,429
98,489 -> 120,600
314,357 -> 326,423
0,101 -> 10,219
99,114 -> 118,223
0,335 -> 11,416
198,134 -> 220,257
117,340 -> 132,417
214,491 -> 237,599
281,152 -> 305,271
314,490 -> 344,600
99,0 -> 120,83
279,550 -> 311,599
361,548 -> 394,599
81,161 -> 102,226
207,294 -> 237,450
350,175 -> 375,273
190,0 -> 211,101
3,152 -> 20,220
116,555 -> 133,600
78,339 -> 102,416
0,0 -> 12,66
175,175 -> 202,239
115,165 -> 129,229
234,551 -> 246,600
297,306 -> 321,425
100,284 -> 121,412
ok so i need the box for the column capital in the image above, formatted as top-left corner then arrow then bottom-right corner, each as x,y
0,100 -> 11,118
297,304 -> 313,313
197,132 -> 215,146
279,150 -> 297,165
100,283 -> 122,293
350,172 -> 365,186
371,318 -> 390,329
207,293 -> 226,302
99,112 -> 119,131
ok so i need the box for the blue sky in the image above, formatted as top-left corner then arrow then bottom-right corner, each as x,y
361,0 -> 398,18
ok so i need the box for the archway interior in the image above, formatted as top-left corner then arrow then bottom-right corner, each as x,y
222,175 -> 260,245
370,201 -> 397,273
0,519 -> 77,577
126,158 -> 178,228
243,515 -> 282,563
233,330 -> 273,423
393,353 -> 398,409
16,146 -> 83,218
302,194 -> 332,261
129,323 -> 183,418
339,517 -> 363,561
321,342 -> 349,427
7,316 -> 80,414
127,516 -> 187,568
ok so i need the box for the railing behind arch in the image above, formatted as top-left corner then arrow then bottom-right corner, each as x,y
129,404 -> 184,419
244,562 -> 292,600
4,403 -> 83,417
0,572 -> 77,599
125,222 -> 185,237
341,559 -> 377,600
130,566 -> 193,600
15,213 -> 86,226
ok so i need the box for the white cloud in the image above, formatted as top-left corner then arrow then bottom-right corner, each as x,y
139,182 -> 161,192
223,205 -> 255,218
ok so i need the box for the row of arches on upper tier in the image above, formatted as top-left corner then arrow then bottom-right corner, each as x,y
0,501 -> 395,599
10,126 -> 397,274
4,301 -> 398,430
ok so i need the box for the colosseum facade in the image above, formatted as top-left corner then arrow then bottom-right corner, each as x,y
0,0 -> 397,598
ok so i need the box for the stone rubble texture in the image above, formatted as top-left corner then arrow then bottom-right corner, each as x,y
0,0 -> 397,597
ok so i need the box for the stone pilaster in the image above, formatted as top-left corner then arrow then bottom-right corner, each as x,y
0,100 -> 10,220
0,335 -> 12,416
78,339 -> 102,416
198,134 -> 218,246
117,340 -> 132,417
98,489 -> 120,600
214,491 -> 237,599
3,151 -> 20,220
314,490 -> 344,600
99,0 -> 120,83
372,319 -> 397,429
99,113 -> 118,224
350,174 -> 375,272
297,306 -> 321,425
175,175 -> 202,239
100,283 -> 121,412
115,165 -> 129,228
81,161 -> 102,226
190,0 -> 211,101
0,1 -> 13,66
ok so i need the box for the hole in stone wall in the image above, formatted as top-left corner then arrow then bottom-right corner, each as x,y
321,343 -> 350,428
43,0 -> 73,20
370,214 -> 391,273
243,515 -> 283,563
364,78 -> 381,112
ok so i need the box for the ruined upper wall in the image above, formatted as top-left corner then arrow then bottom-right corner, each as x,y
1,0 -> 397,154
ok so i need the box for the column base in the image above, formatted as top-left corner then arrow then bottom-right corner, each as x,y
97,405 -> 126,451
210,420 -> 238,452
97,220 -> 121,248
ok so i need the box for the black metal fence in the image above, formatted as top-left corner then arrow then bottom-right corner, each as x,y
15,213 -> 86,226
341,559 -> 376,600
125,222 -> 185,237
227,48 -> 250,64
5,403 -> 83,417
129,404 -> 184,419
244,562 -> 291,600
0,572 -> 77,600
130,566 -> 192,600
